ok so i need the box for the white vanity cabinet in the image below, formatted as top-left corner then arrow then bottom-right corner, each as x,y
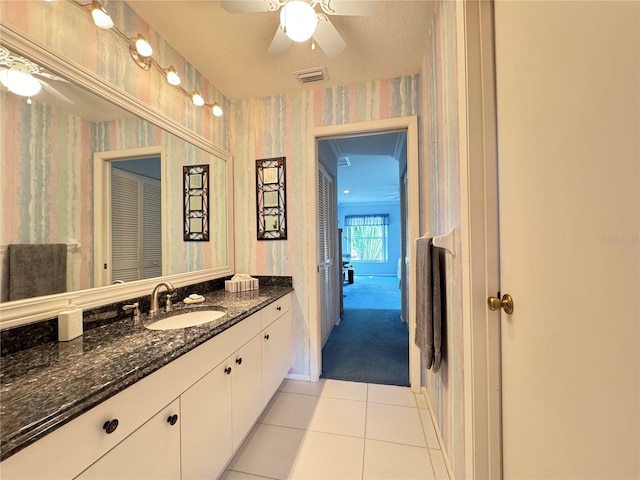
1,293 -> 292,480
75,399 -> 181,480
180,361 -> 232,480
261,299 -> 293,406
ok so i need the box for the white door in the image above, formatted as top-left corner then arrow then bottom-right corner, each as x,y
494,2 -> 639,478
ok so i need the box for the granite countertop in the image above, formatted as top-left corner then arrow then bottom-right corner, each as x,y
0,286 -> 293,462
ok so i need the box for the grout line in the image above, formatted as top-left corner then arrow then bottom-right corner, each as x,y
361,382 -> 369,480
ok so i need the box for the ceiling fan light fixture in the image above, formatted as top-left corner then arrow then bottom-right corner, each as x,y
280,1 -> 318,42
0,64 -> 42,97
191,90 -> 205,107
90,0 -> 113,29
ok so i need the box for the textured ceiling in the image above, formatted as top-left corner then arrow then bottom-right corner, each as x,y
126,0 -> 436,100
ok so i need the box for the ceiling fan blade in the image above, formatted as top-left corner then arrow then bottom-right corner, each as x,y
268,27 -> 292,55
313,18 -> 346,57
319,0 -> 380,16
220,0 -> 272,14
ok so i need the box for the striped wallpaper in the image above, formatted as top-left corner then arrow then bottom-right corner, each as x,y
421,1 -> 465,478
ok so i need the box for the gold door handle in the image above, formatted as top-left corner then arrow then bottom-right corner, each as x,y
488,293 -> 514,314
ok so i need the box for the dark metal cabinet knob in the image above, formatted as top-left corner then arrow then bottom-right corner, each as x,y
235,357 -> 243,365
167,414 -> 178,426
225,366 -> 232,375
264,334 -> 270,340
103,419 -> 119,434
276,306 -> 282,311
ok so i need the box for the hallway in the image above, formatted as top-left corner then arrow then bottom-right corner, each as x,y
321,276 -> 408,386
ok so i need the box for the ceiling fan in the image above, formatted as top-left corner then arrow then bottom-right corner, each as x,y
0,46 -> 73,104
220,0 -> 380,57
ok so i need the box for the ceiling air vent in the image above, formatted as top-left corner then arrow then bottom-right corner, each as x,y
337,155 -> 351,167
294,67 -> 328,84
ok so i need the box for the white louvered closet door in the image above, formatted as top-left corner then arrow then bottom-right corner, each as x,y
317,164 -> 339,346
111,168 -> 162,282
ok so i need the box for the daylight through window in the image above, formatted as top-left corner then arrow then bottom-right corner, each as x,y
345,214 -> 389,262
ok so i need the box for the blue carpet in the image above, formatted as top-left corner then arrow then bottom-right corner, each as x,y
322,276 -> 409,386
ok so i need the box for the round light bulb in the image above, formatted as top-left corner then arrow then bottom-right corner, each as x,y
280,1 -> 318,42
0,65 -> 42,97
166,67 -> 181,86
91,1 -> 113,29
135,35 -> 153,57
212,103 -> 223,117
191,91 -> 205,107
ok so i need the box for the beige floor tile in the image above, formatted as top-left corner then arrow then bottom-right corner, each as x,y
289,431 -> 364,479
259,392 -> 320,429
366,402 -> 426,447
320,379 -> 368,401
418,407 -> 440,449
429,449 -> 450,480
227,423 -> 305,480
279,379 -> 326,397
368,383 -> 417,407
220,470 -> 276,480
308,396 -> 367,437
363,439 -> 435,480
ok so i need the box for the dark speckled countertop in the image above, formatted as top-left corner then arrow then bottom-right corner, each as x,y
0,286 -> 293,462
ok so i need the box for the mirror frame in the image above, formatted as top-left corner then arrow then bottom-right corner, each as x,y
0,26 -> 235,330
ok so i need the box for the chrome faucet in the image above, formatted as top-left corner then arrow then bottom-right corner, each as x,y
149,281 -> 174,317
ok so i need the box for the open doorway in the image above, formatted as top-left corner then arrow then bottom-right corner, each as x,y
319,132 -> 408,386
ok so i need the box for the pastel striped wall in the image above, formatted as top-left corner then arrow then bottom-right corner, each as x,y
230,76 -> 420,377
421,1 -> 466,478
1,92 -> 93,298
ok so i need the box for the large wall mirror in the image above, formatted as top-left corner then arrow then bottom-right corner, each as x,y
0,30 -> 234,328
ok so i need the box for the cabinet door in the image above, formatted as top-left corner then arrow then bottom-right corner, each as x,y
75,399 -> 180,480
181,361 -> 233,480
262,310 -> 293,406
231,334 -> 263,450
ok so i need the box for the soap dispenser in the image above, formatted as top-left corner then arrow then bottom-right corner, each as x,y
58,298 -> 83,341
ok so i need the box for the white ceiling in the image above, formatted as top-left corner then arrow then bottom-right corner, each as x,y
126,0 -> 435,100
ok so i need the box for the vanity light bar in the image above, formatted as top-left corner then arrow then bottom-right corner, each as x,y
69,0 -> 223,117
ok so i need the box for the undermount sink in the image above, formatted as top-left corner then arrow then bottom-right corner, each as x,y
146,310 -> 226,330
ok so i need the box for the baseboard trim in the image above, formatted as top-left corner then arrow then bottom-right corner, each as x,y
421,386 -> 455,479
285,373 -> 312,382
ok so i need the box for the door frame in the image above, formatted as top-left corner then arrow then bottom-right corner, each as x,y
456,1 -> 502,478
307,116 -> 420,391
93,145 -> 168,287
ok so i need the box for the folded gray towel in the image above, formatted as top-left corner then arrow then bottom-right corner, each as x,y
8,244 -> 67,301
415,237 -> 443,373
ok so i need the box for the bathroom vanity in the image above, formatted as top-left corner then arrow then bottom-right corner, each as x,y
0,287 -> 293,480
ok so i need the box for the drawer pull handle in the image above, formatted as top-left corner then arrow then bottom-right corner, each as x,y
225,366 -> 232,375
276,306 -> 282,311
235,357 -> 243,365
103,419 -> 119,434
264,334 -> 270,340
167,414 -> 178,426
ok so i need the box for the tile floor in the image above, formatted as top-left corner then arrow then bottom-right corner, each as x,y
221,379 -> 450,480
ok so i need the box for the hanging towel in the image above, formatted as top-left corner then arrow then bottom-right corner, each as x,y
415,238 -> 443,372
8,244 -> 67,301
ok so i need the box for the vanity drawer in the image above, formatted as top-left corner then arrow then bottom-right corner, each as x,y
261,293 -> 291,329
